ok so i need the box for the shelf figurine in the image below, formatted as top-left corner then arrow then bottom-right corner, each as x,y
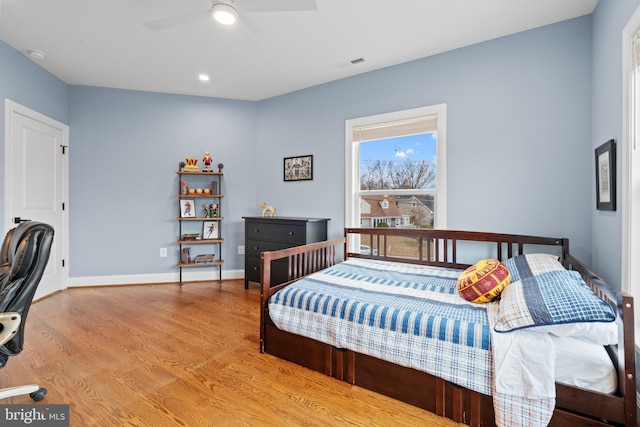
182,181 -> 188,195
202,152 -> 213,172
184,157 -> 199,172
204,203 -> 218,218
259,202 -> 276,217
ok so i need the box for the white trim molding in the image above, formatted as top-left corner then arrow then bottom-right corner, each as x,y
67,269 -> 244,288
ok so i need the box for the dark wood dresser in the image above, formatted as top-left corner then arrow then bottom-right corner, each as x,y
243,216 -> 330,288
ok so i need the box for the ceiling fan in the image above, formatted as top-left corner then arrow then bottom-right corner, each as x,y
142,0 -> 318,32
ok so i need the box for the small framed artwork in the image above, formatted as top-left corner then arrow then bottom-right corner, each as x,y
202,220 -> 219,239
180,199 -> 196,218
284,155 -> 313,181
595,139 -> 616,211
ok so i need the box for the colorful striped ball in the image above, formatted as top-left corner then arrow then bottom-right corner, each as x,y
457,259 -> 511,303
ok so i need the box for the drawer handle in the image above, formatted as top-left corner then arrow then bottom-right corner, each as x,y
254,228 -> 260,233
288,231 -> 294,236
253,246 -> 259,251
253,266 -> 259,271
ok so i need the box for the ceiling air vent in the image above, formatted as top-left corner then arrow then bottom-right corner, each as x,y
350,58 -> 365,65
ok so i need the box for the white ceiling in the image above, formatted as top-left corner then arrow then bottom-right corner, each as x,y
0,0 -> 598,101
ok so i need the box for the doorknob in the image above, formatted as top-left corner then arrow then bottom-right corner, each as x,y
13,217 -> 31,224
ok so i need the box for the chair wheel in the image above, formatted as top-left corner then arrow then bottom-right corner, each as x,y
30,388 -> 47,401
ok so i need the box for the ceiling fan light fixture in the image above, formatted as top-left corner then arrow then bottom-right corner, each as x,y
212,3 -> 238,25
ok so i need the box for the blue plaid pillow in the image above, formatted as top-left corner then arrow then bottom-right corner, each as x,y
503,253 -> 565,283
494,269 -> 615,332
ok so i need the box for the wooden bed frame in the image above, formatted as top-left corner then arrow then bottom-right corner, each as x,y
259,228 -> 637,427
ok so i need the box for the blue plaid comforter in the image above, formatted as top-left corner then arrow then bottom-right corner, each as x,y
268,258 -> 555,427
268,258 -> 493,395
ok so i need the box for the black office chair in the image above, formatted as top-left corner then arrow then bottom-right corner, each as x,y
0,221 -> 54,401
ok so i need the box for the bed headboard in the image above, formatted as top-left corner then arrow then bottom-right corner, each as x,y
345,227 -> 568,269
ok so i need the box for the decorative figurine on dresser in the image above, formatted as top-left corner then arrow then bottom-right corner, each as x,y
176,154 -> 224,286
242,216 -> 330,289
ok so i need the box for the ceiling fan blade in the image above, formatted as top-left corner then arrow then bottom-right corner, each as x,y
235,0 -> 317,13
237,18 -> 270,57
142,10 -> 210,31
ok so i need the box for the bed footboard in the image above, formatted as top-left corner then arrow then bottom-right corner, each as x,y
260,238 -> 345,353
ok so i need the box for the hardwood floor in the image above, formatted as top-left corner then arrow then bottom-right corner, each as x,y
0,280 -> 461,426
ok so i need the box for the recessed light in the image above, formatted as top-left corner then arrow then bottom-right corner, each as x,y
28,50 -> 45,60
198,74 -> 210,82
211,3 -> 238,25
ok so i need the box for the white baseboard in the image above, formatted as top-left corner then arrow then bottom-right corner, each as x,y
67,269 -> 244,287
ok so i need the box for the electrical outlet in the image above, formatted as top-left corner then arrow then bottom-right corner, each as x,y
238,245 -> 245,255
160,247 -> 167,258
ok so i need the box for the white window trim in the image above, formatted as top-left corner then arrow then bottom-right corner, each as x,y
344,104 -> 447,229
621,6 -> 640,353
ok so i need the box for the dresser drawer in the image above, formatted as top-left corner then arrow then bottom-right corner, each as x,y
246,240 -> 293,258
245,256 -> 261,283
245,222 -> 306,244
246,256 -> 290,284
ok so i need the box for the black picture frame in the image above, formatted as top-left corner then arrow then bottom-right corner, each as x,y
284,155 -> 313,181
595,139 -> 616,211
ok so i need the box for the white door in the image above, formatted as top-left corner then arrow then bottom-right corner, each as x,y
4,100 -> 68,299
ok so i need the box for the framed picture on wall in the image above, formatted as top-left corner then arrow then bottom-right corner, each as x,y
179,199 -> 196,218
202,221 -> 219,239
284,155 -> 313,181
595,139 -> 616,211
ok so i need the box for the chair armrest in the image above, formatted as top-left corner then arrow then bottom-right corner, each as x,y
0,312 -> 21,347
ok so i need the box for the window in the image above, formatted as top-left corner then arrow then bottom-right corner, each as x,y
345,104 -> 447,233
622,8 -> 640,347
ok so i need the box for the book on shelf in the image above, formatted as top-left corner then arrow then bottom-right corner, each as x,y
182,247 -> 191,264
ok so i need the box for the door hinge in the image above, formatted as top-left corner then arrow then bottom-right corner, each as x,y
62,202 -> 65,211
60,145 -> 68,155
62,259 -> 65,267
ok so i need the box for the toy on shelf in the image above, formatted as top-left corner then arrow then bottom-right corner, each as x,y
204,203 -> 218,218
202,152 -> 213,172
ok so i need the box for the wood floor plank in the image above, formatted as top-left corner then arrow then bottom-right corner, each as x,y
0,280 -> 461,426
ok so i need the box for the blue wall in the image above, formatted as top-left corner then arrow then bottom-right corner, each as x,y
257,16 -> 593,262
68,86 -> 258,275
590,0 -> 640,286
0,14 -> 606,284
